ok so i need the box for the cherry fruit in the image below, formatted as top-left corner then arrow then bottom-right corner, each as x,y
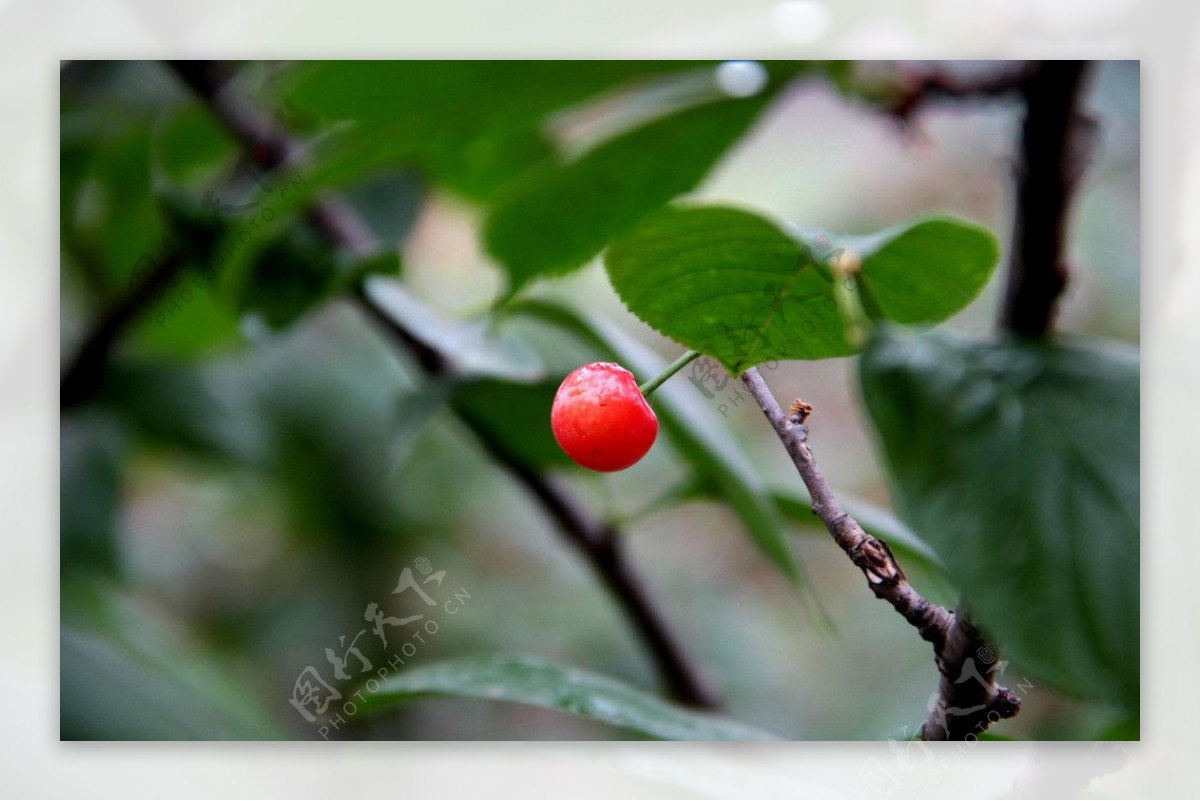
550,362 -> 658,472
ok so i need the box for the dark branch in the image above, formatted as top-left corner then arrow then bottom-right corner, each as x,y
61,251 -> 184,409
60,60 -> 717,709
923,604 -> 1022,741
1000,60 -> 1095,336
878,60 -> 1094,336
740,367 -> 1018,740
885,61 -> 1037,124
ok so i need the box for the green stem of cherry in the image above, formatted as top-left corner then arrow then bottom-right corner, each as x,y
638,349 -> 701,397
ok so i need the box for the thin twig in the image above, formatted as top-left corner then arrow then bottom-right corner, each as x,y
1000,61 -> 1094,336
885,61 -> 1037,124
740,367 -> 1018,739
106,61 -> 715,709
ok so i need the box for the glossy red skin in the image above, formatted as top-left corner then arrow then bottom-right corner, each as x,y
550,362 -> 658,472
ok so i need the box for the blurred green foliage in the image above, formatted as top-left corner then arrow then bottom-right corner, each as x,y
60,60 -> 1138,741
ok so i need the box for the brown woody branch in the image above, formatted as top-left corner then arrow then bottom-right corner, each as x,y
1000,60 -> 1094,336
58,60 -> 717,710
740,367 -> 1018,740
880,60 -> 1096,337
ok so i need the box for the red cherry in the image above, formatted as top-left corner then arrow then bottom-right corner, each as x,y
550,362 -> 658,472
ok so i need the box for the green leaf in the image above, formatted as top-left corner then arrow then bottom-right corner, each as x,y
190,172 -> 321,314
284,61 -> 693,128
606,205 -> 847,373
238,224 -> 339,329
123,183 -> 241,360
362,654 -> 776,740
149,180 -> 389,336
605,206 -> 1000,373
281,61 -> 707,202
126,276 -> 244,360
484,91 -> 777,291
859,327 -> 1139,709
507,299 -> 800,583
61,578 -> 285,740
65,123 -> 169,297
851,217 -> 1001,324
194,172 -> 411,334
150,102 -> 239,187
362,276 -> 544,384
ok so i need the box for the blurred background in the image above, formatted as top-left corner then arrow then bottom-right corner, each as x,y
58,58 -> 1137,742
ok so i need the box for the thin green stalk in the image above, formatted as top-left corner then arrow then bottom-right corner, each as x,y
638,349 -> 701,397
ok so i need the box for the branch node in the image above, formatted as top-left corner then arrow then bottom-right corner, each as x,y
850,536 -> 906,586
989,686 -> 1022,719
788,398 -> 813,424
